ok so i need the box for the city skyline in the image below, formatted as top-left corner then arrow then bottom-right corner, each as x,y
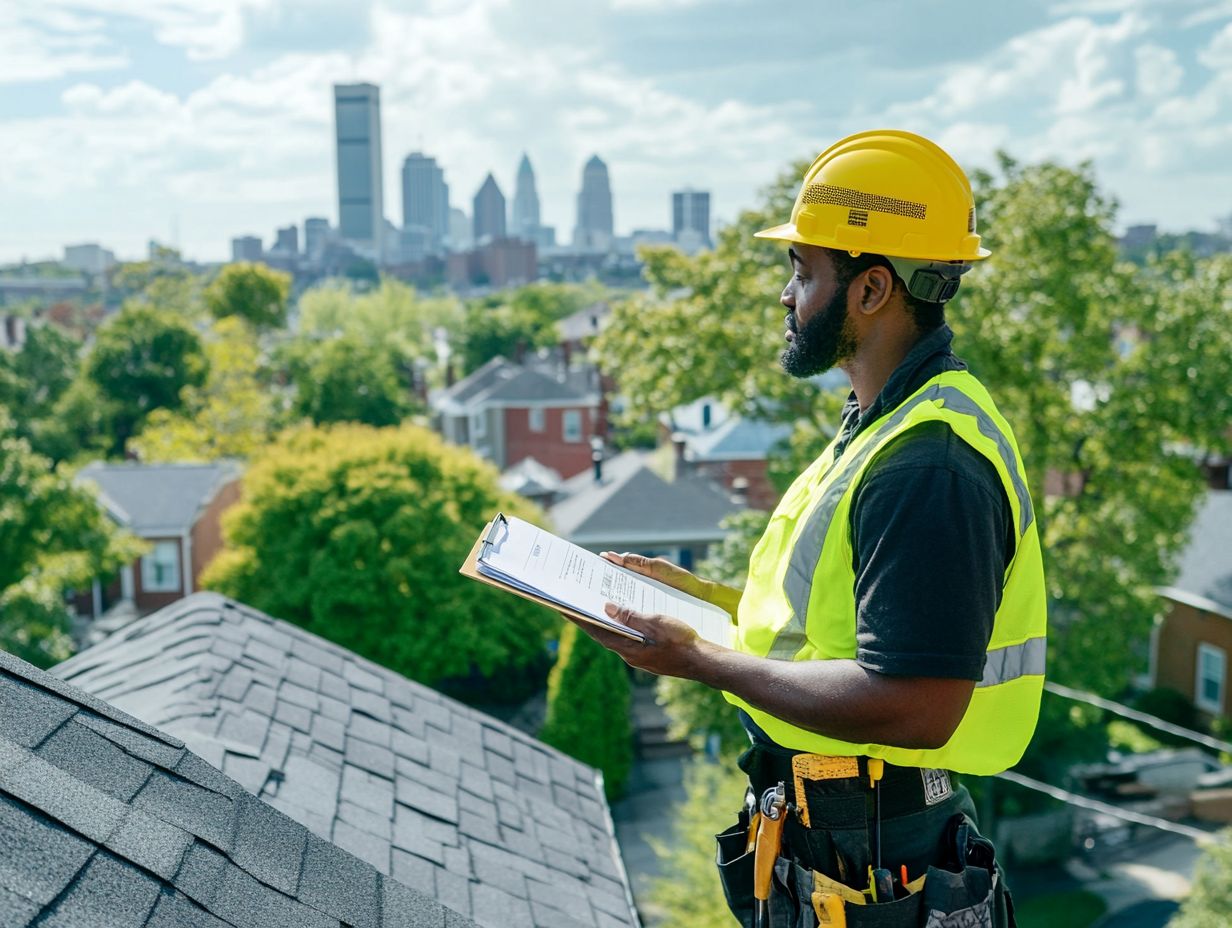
3,1 -> 1232,263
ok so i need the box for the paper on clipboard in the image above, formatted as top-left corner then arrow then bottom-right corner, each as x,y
460,513 -> 734,647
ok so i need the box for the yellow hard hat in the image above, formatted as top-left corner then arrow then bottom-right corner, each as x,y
756,129 -> 990,264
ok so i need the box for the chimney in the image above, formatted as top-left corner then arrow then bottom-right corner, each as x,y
445,360 -> 455,388
671,431 -> 688,480
591,435 -> 604,483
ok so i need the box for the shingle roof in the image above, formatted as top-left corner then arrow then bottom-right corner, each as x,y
1168,490 -> 1232,614
0,646 -> 471,928
549,451 -> 737,547
76,461 -> 242,535
685,417 -> 792,462
54,593 -> 640,928
557,303 -> 611,344
432,358 -> 598,413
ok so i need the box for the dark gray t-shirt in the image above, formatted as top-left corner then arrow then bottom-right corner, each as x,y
741,326 -> 1012,743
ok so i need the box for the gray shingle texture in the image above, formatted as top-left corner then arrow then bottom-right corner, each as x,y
0,647 -> 473,928
53,593 -> 640,928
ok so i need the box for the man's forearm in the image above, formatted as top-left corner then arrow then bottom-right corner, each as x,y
687,642 -> 973,750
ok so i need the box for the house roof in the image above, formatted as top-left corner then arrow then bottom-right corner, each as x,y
76,461 -> 242,536
54,593 -> 639,928
556,303 -> 611,344
1162,490 -> 1232,618
500,458 -> 564,499
0,645 -> 469,928
685,416 -> 792,462
549,451 -> 737,547
433,357 -> 598,414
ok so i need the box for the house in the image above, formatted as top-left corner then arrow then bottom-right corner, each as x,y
1151,490 -> 1232,720
53,593 -> 640,928
548,450 -> 738,570
75,461 -> 242,619
0,645 -> 474,928
661,397 -> 792,512
432,356 -> 602,480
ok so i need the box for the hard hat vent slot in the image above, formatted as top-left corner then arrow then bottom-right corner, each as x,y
968,208 -> 977,233
802,184 -> 927,221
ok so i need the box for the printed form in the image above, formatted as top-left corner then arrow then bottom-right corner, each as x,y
477,515 -> 733,647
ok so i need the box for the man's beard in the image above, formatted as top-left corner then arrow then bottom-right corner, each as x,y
780,287 -> 857,378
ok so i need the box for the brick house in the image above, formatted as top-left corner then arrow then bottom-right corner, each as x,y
1150,491 -> 1232,720
432,355 -> 602,479
75,461 -> 242,618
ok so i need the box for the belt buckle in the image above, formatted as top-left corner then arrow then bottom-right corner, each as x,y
791,754 -> 861,828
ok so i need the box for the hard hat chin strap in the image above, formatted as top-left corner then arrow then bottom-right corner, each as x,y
885,256 -> 973,304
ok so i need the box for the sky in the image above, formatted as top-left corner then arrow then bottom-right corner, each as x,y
2,0 -> 1232,264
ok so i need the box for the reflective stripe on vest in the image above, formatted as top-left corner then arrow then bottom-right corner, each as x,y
772,383 -> 1034,660
980,636 -> 1047,688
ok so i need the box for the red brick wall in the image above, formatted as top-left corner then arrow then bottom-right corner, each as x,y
689,458 -> 781,512
192,478 -> 241,588
503,406 -> 596,479
1156,599 -> 1232,719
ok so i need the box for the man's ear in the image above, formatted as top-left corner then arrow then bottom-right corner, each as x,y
857,265 -> 895,316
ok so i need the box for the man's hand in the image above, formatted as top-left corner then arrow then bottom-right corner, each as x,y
600,551 -> 742,616
562,603 -> 716,678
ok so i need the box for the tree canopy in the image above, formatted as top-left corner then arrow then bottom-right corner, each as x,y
201,423 -> 557,689
280,334 -> 413,427
205,262 -> 291,329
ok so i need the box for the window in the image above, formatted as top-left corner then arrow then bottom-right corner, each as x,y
528,407 -> 545,432
1197,643 -> 1226,714
562,409 -> 583,443
141,541 -> 181,593
470,410 -> 486,439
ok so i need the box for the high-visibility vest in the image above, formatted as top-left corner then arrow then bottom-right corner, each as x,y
724,369 -> 1046,775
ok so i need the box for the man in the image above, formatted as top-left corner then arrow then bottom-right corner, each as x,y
573,130 -> 1045,927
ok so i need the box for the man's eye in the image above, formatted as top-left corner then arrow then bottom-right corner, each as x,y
794,273 -> 805,283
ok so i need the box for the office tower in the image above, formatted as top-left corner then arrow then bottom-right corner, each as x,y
231,236 -> 263,262
63,244 -> 116,275
333,83 -> 384,253
273,225 -> 299,254
511,153 -> 540,241
304,217 -> 330,258
473,173 -> 506,243
572,155 -> 613,251
672,188 -> 711,249
401,153 -> 450,254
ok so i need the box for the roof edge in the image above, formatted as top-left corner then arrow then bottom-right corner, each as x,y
1159,585 -> 1232,621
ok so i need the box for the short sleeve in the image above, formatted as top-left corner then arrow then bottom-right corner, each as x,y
849,421 -> 1013,680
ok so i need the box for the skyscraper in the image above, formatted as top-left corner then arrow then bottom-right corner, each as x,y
473,173 -> 506,244
672,187 -> 712,250
511,153 -> 540,241
304,217 -> 330,259
573,155 -> 613,252
401,153 -> 450,256
333,83 -> 384,254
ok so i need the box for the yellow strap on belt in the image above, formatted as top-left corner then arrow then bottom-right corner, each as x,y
811,870 -> 865,906
791,754 -> 860,827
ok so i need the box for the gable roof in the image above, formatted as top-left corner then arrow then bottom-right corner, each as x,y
433,357 -> 599,414
1161,490 -> 1232,619
685,416 -> 792,462
76,461 -> 242,536
549,451 -> 737,547
54,593 -> 640,928
557,302 -> 611,344
0,646 -> 469,928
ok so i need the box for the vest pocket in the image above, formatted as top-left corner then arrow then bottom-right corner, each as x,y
715,815 -> 756,928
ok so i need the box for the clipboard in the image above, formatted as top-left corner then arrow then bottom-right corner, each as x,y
458,516 -> 645,642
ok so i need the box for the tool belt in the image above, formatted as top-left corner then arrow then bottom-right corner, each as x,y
715,744 -> 1016,928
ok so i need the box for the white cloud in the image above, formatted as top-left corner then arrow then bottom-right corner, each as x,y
0,5 -> 128,84
1199,20 -> 1232,70
1135,44 -> 1183,98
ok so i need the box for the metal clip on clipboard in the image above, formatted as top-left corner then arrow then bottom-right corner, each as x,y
480,512 -> 508,556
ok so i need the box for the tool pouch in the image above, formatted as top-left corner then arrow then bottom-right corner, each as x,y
776,858 -> 924,928
920,814 -> 1015,928
715,812 -> 757,928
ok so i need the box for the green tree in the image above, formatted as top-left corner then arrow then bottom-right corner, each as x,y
204,262 -> 291,329
0,322 -> 81,455
281,334 -> 412,427
458,282 -> 606,374
539,621 -> 633,800
201,423 -> 556,688
131,316 -> 276,462
0,413 -> 142,667
83,304 -> 208,454
298,279 -> 461,360
646,757 -> 746,928
1170,831 -> 1232,928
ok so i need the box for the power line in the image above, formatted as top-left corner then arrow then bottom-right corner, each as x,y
1044,681 -> 1232,755
996,770 -> 1225,846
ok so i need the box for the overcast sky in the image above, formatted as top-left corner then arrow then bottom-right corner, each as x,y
3,0 -> 1231,263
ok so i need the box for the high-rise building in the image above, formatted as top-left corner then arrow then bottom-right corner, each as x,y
672,188 -> 711,250
304,218 -> 330,259
333,83 -> 384,254
231,236 -> 263,262
401,153 -> 450,255
273,225 -> 299,255
511,153 -> 540,241
449,208 -> 472,252
573,155 -> 613,252
473,173 -> 506,244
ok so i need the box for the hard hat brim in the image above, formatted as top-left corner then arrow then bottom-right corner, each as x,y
754,222 -> 990,261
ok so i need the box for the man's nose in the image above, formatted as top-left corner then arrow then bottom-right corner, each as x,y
780,283 -> 794,308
